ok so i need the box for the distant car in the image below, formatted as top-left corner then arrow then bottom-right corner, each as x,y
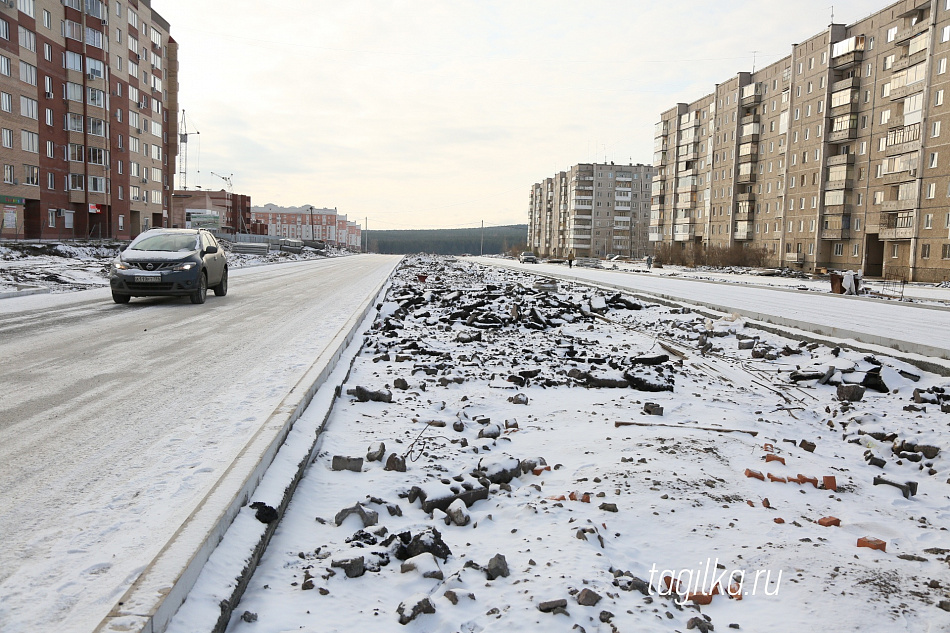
519,251 -> 538,264
109,228 -> 228,304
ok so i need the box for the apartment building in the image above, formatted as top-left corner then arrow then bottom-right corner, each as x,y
528,162 -> 654,259
0,0 -> 178,240
651,0 -> 950,282
251,204 -> 362,250
170,188 -> 252,233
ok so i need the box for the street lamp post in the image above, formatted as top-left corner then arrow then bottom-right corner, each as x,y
309,206 -> 314,242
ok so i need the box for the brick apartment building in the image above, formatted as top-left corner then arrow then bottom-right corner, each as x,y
651,0 -> 950,282
528,162 -> 655,259
170,188 -> 253,233
0,0 -> 177,241
251,204 -> 362,251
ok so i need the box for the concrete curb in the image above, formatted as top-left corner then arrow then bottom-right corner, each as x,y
0,286 -> 50,299
94,260 -> 398,633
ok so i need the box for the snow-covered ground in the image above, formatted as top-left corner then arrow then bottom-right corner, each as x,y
169,255 -> 950,633
0,239 -> 353,294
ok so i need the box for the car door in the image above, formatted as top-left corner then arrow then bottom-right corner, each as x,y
202,232 -> 224,284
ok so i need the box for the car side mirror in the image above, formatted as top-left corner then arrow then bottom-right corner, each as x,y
204,245 -> 218,254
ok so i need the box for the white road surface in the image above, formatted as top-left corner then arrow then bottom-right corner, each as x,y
0,255 -> 400,632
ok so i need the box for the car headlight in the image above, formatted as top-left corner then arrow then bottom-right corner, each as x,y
112,259 -> 132,271
172,262 -> 196,271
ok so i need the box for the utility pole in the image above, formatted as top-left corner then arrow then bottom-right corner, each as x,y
364,216 -> 368,253
480,220 -> 484,256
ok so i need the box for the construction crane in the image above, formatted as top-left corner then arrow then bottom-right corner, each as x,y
177,110 -> 200,190
211,171 -> 247,233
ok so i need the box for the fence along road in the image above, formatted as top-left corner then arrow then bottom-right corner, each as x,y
0,255 -> 400,633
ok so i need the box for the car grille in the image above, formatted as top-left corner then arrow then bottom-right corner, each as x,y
126,282 -> 175,291
130,262 -> 176,271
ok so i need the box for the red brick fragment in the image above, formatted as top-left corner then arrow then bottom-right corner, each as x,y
688,592 -> 714,605
546,495 -> 566,501
745,469 -> 765,481
818,516 -> 840,527
822,475 -> 837,491
763,443 -> 775,453
774,517 -> 785,524
532,466 -> 551,475
727,583 -> 743,600
767,473 -> 787,483
762,498 -> 771,508
765,454 -> 786,465
663,575 -> 682,592
799,474 -> 819,488
857,536 -> 886,552
746,500 -> 754,507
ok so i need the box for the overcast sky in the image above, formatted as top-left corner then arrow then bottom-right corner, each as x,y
155,0 -> 876,230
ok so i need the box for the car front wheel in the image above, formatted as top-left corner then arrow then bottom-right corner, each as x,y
190,271 -> 207,304
112,292 -> 131,304
213,267 -> 228,296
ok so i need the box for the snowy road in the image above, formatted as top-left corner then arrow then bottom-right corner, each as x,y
0,255 -> 399,633
476,258 -> 950,363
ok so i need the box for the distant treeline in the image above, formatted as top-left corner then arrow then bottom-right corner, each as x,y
365,224 -> 528,255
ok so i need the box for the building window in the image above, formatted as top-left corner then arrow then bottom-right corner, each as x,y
118,214 -> 125,230
887,26 -> 898,42
922,243 -> 931,259
2,164 -> 12,183
931,152 -> 939,168
937,90 -> 945,107
48,208 -> 55,227
23,164 -> 38,186
833,243 -> 844,256
925,213 -> 933,228
943,244 -> 950,259
928,182 -> 936,198
1,128 -> 11,148
892,244 -> 900,258
21,130 -> 38,153
941,58 -> 949,75
47,172 -> 54,190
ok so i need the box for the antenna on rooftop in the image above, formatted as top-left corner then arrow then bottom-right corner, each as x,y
751,50 -> 760,74
829,5 -> 835,24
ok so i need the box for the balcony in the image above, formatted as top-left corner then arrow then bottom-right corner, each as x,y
890,83 -> 923,101
825,178 -> 853,191
878,212 -> 915,240
832,49 -> 863,70
881,198 -> 916,212
825,153 -> 855,167
894,26 -> 925,46
673,225 -> 695,241
734,229 -> 753,241
831,76 -> 860,92
738,133 -> 760,144
736,172 -> 756,184
827,127 -> 857,143
820,227 -> 850,240
882,169 -> 918,184
891,55 -> 911,72
675,199 -> 695,210
741,114 -> 760,125
736,192 -> 756,203
735,211 -> 753,222
738,151 -> 758,164
740,83 -> 763,107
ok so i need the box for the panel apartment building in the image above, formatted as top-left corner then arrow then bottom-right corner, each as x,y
0,0 -> 178,240
651,0 -> 950,282
528,162 -> 655,259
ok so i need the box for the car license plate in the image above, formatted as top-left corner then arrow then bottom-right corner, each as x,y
134,275 -> 161,283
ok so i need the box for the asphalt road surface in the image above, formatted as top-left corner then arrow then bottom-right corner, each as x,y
0,255 -> 400,632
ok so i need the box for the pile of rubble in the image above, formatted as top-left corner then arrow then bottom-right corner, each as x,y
231,255 -> 950,632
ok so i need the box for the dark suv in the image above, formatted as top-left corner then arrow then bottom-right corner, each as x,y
109,228 -> 228,304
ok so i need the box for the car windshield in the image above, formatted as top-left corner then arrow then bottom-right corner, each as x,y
130,234 -> 199,252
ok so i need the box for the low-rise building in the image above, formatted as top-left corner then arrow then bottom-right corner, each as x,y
250,204 -> 361,250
